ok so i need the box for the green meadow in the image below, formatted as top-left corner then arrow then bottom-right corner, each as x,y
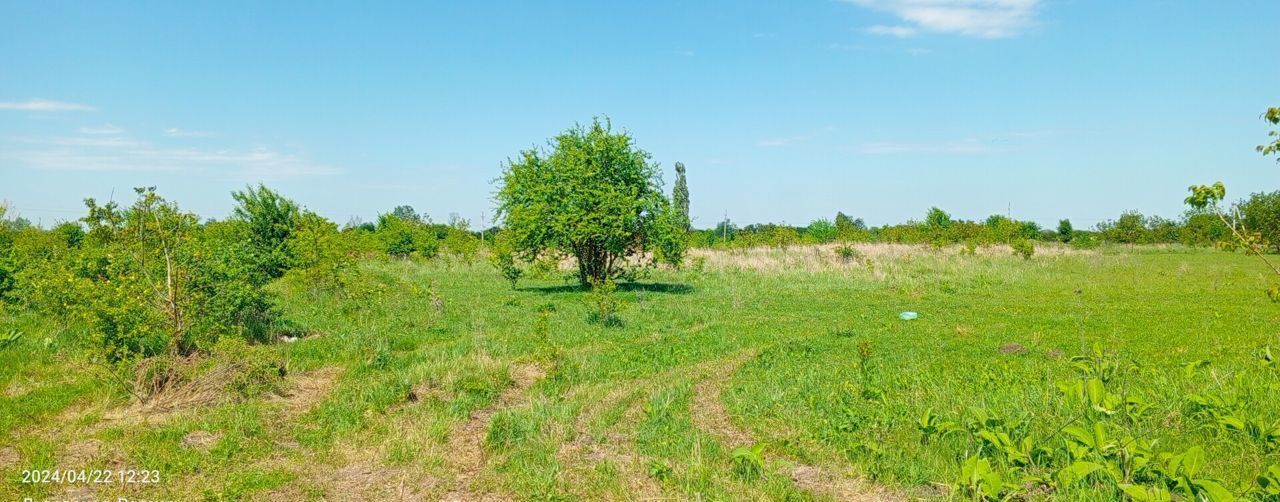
3,244 -> 1277,500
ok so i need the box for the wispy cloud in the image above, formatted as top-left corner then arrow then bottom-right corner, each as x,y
758,126 -> 837,148
758,137 -> 806,148
853,138 -> 1000,154
0,98 -> 96,112
163,127 -> 214,138
846,0 -> 1041,39
4,130 -> 337,177
79,124 -> 124,135
866,25 -> 917,37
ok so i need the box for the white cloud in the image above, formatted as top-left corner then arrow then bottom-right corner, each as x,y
759,137 -> 803,147
854,138 -> 998,154
4,131 -> 337,177
847,0 -> 1041,38
79,124 -> 124,135
0,98 -> 96,112
866,25 -> 918,37
163,128 -> 214,138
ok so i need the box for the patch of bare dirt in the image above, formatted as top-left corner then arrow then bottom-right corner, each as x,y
788,464 -> 903,502
270,366 -> 344,416
60,439 -> 100,468
326,461 -> 438,501
441,362 -> 546,501
999,343 -> 1027,355
0,446 -> 19,469
60,485 -> 97,501
180,430 -> 222,450
5,380 -> 31,398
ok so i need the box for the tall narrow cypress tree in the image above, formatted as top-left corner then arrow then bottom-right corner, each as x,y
673,162 -> 690,231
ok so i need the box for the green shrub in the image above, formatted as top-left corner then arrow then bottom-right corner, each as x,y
284,212 -> 353,290
1011,239 -> 1035,260
585,277 -> 621,327
835,244 -> 861,263
489,237 -> 523,289
231,184 -> 301,279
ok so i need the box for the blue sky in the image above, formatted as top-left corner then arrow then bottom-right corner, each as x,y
2,1 -> 1277,230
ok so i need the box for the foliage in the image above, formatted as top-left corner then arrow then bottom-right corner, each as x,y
1260,107 -> 1280,161
585,277 -> 620,327
284,211 -> 353,290
230,184 -> 301,279
489,234 -> 523,289
390,205 -> 424,224
495,118 -> 685,286
925,207 -> 953,230
1010,239 -> 1035,260
1240,191 -> 1280,253
806,218 -> 838,243
835,244 -> 861,263
1057,219 -> 1074,243
731,443 -> 766,479
1186,182 -> 1280,300
673,161 -> 690,232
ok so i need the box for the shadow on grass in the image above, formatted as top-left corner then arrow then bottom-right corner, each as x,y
519,282 -> 694,295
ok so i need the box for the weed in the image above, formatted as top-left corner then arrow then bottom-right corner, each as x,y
585,277 -> 621,327
731,443 -> 766,479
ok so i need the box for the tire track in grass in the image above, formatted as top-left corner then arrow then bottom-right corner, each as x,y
554,352 -> 757,500
557,383 -> 665,500
442,362 -> 546,501
689,352 -> 904,502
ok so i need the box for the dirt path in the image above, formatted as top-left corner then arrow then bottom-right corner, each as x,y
689,353 -> 903,502
442,362 -> 547,501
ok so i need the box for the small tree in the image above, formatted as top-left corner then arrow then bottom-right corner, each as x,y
231,184 -> 301,279
1057,219 -> 1074,243
925,207 -> 953,229
807,218 -> 838,243
391,205 -> 424,224
495,118 -> 684,287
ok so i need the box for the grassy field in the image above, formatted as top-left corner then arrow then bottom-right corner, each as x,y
2,244 -> 1278,500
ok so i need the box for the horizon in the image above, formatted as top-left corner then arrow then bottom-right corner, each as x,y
2,1 -> 1278,230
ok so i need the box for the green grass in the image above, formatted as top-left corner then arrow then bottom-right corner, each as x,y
1,244 -> 1277,500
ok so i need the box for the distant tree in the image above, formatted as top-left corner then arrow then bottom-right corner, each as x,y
1099,211 -> 1148,244
495,118 -> 685,286
673,162 -> 690,232
925,207 -> 953,229
1018,221 -> 1042,240
1240,191 -> 1280,253
391,205 -> 423,224
806,218 -> 838,243
713,218 -> 738,244
1057,219 -> 1074,242
231,184 -> 301,279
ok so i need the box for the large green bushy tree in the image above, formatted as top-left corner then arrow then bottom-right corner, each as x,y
495,118 -> 685,286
